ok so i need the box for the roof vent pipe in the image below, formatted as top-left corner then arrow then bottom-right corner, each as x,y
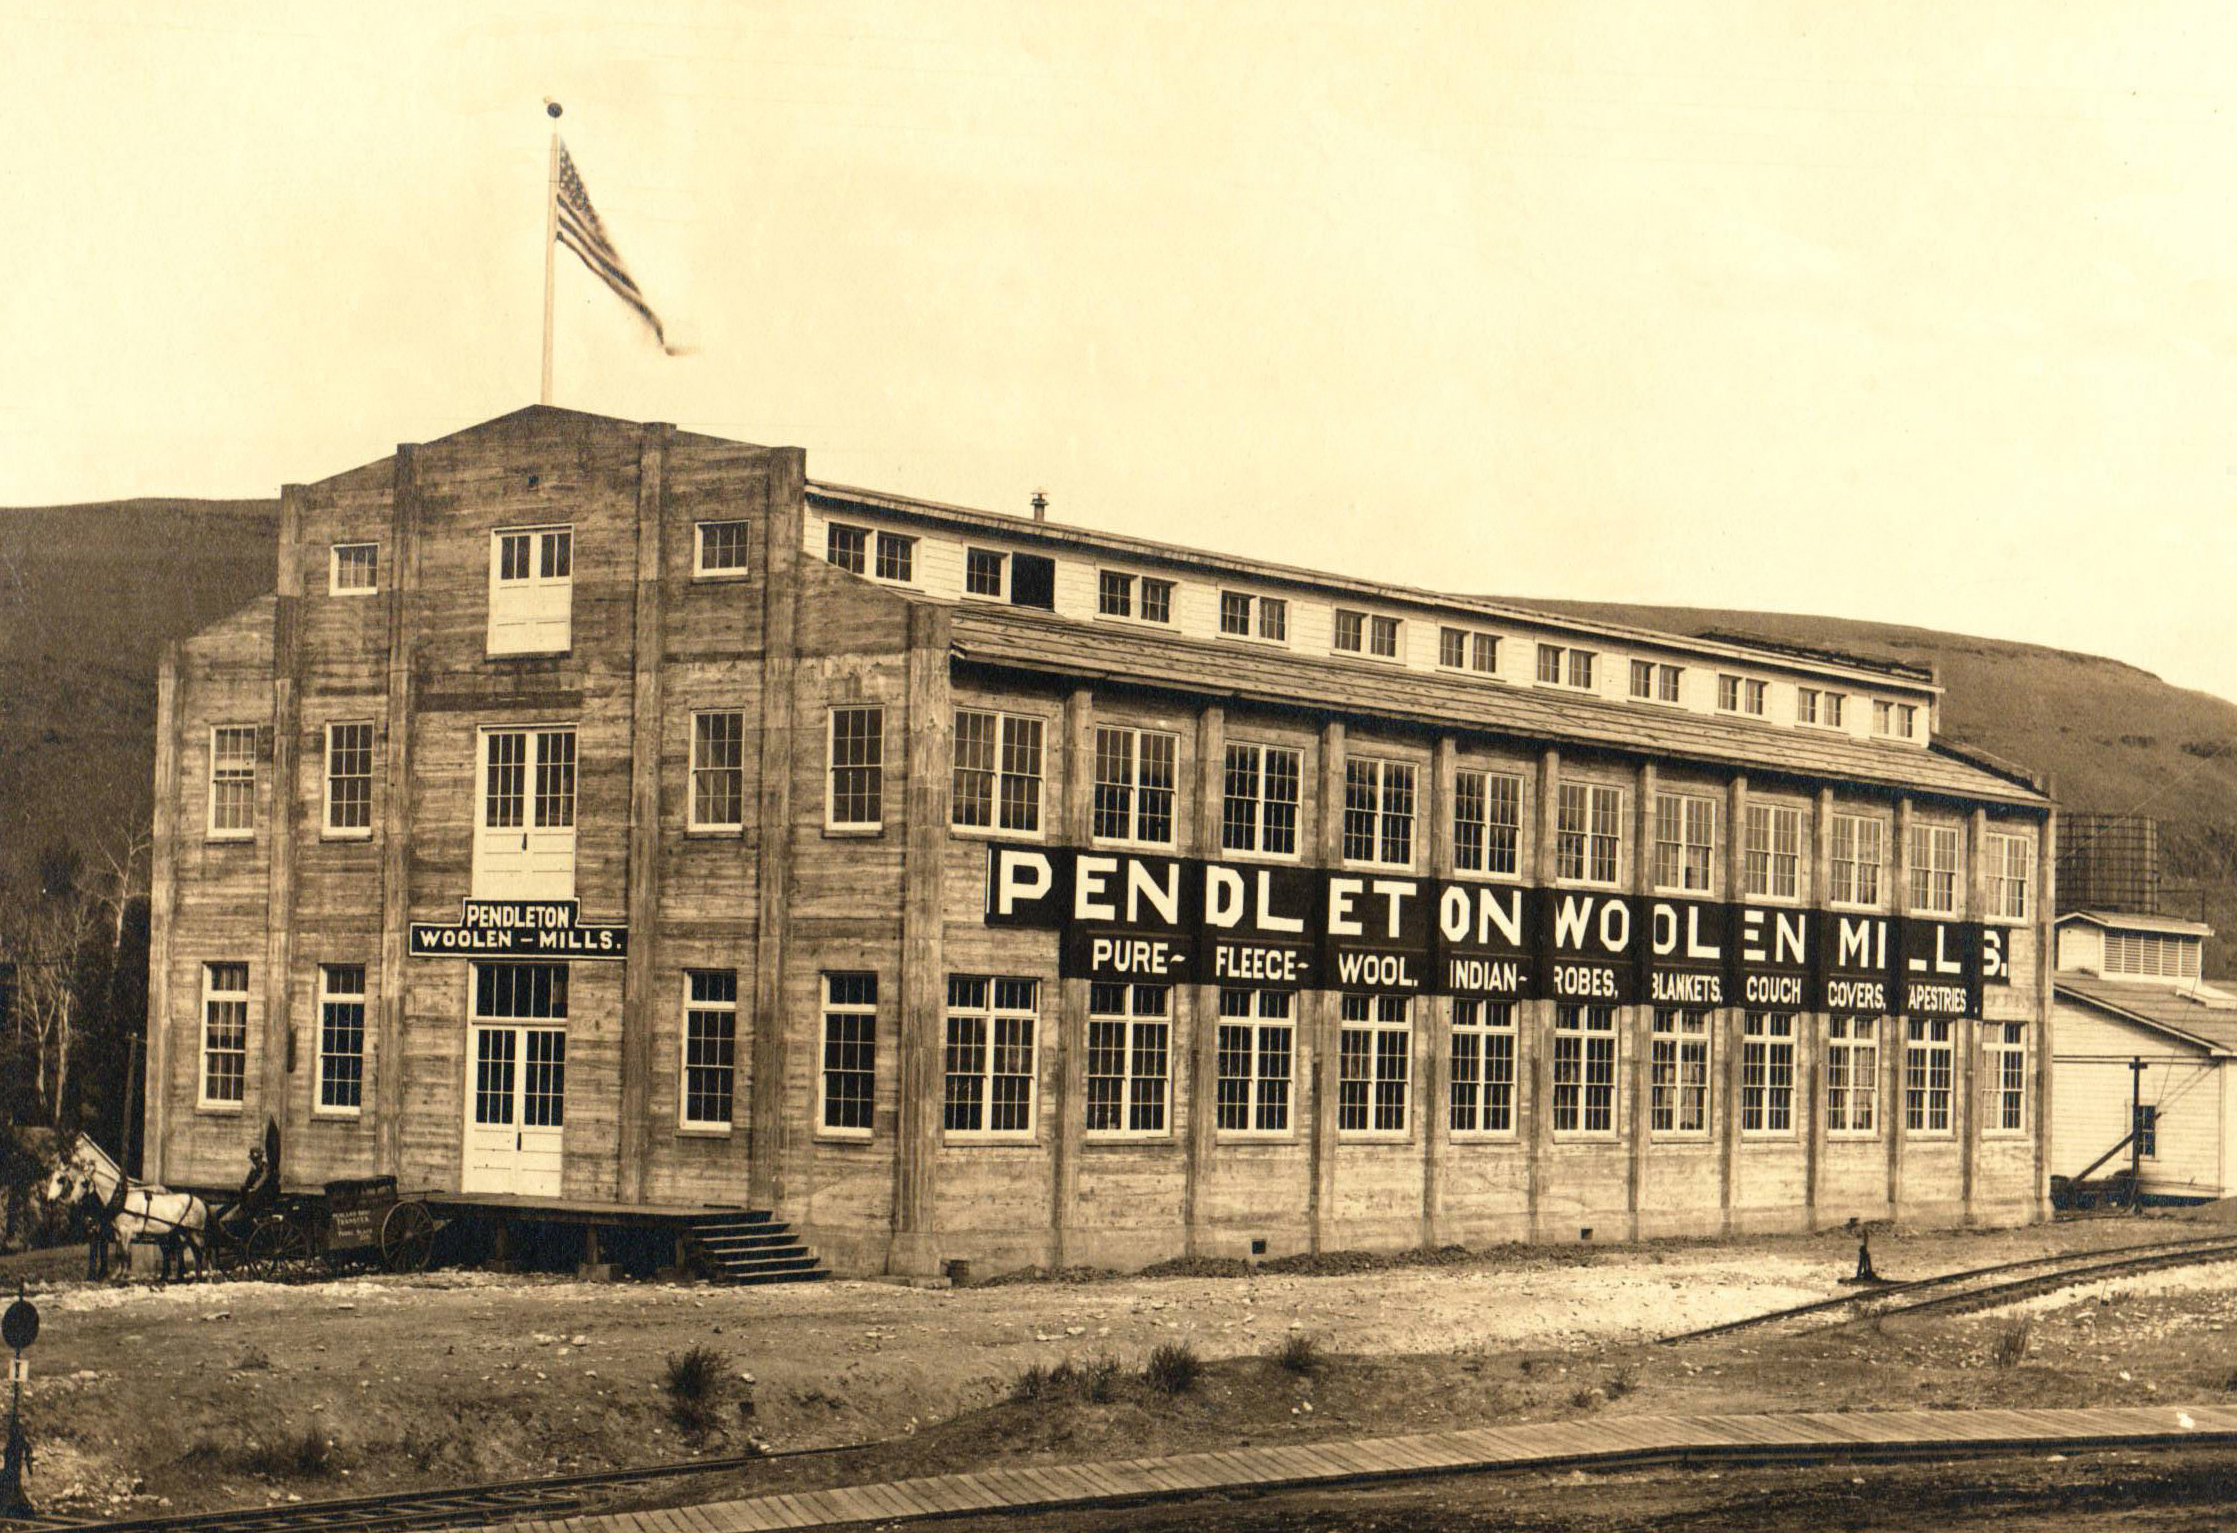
1031,490 -> 1048,522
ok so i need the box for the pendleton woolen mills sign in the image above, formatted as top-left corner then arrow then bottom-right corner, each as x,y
409,900 -> 628,959
986,847 -> 2008,1018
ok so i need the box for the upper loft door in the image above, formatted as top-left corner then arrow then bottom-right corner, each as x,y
488,526 -> 573,655
474,726 -> 577,899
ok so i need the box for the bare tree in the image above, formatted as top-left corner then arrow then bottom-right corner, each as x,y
0,842 -> 108,1124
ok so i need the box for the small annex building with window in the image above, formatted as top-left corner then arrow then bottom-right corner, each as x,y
143,406 -> 2057,1278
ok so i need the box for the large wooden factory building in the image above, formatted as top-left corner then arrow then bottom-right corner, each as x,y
145,406 -> 2056,1276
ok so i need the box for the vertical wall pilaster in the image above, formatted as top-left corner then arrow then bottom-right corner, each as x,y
1185,705 -> 1226,1256
144,643 -> 183,1180
373,446 -> 421,1179
1722,775 -> 1747,1229
1423,736 -> 1456,1248
1628,761 -> 1656,1235
1806,786 -> 1833,1225
748,448 -> 805,1215
1308,720 -> 1345,1252
2035,807 -> 2057,1219
618,425 -> 671,1202
1527,749 -> 1559,1238
1049,687 -> 1094,1266
261,485 -> 306,1151
889,602 -> 953,1276
1889,795 -> 1914,1213
1963,806 -> 1989,1221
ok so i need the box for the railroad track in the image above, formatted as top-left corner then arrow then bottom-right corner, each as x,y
1660,1233 -> 2237,1345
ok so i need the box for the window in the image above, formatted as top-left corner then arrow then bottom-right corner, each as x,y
2103,932 -> 2203,980
1453,769 -> 1523,877
1987,832 -> 2035,921
1745,803 -> 1803,900
1008,552 -> 1056,610
1650,1008 -> 1710,1135
1556,782 -> 1623,885
1824,693 -> 1846,727
1908,823 -> 1961,914
209,725 -> 257,839
1337,994 -> 1411,1136
1371,615 -> 1400,657
1830,814 -> 1885,907
1983,1022 -> 2027,1135
827,707 -> 883,831
1092,727 -> 1178,845
1342,757 -> 1416,867
1098,571 -> 1133,617
825,523 -> 868,573
1904,1017 -> 1954,1134
694,521 -> 750,576
1258,597 -> 1287,641
683,970 -> 739,1129
1629,660 -> 1653,699
873,531 -> 914,583
2134,1103 -> 2158,1159
1631,661 -> 1682,703
488,526 -> 573,654
1654,793 -> 1716,893
1443,629 -> 1467,669
323,722 -> 375,836
819,973 -> 876,1135
953,710 -> 1045,834
1539,645 -> 1594,688
1451,999 -> 1518,1135
316,964 -> 365,1114
1443,628 -> 1499,674
944,977 -> 1038,1137
1552,1003 -> 1617,1136
1220,591 -> 1252,636
475,728 -> 576,900
330,542 -> 378,594
1087,983 -> 1171,1135
1335,610 -> 1399,658
1874,700 -> 1919,739
1219,592 -> 1286,641
1334,610 -> 1364,653
964,547 -> 1006,598
1741,1013 -> 1796,1135
201,962 -> 250,1107
690,711 -> 745,831
1141,578 -> 1174,623
1826,1015 -> 1880,1135
1798,688 -> 1845,728
1717,675 -> 1766,715
1216,989 -> 1294,1134
1221,742 -> 1302,857
475,961 -> 569,1020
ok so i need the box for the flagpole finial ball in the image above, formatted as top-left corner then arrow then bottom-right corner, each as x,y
547,101 -> 563,118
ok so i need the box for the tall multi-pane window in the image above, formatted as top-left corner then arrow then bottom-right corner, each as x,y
316,964 -> 365,1113
953,710 -> 1045,834
1745,803 -> 1803,900
1825,1015 -> 1880,1135
1908,824 -> 1961,914
943,977 -> 1038,1137
1342,758 -> 1416,867
1650,1008 -> 1710,1135
819,973 -> 876,1134
201,961 -> 249,1107
827,707 -> 884,830
210,725 -> 257,838
1215,989 -> 1294,1134
324,722 -> 375,835
1556,783 -> 1623,885
873,531 -> 914,582
1337,994 -> 1411,1135
1905,1018 -> 1955,1133
964,548 -> 1005,597
1092,727 -> 1178,846
1552,1003 -> 1617,1136
825,523 -> 868,573
1741,1013 -> 1796,1134
682,970 -> 739,1128
1987,832 -> 2035,921
1653,793 -> 1716,892
1983,1022 -> 2027,1134
1453,770 -> 1523,877
1830,814 -> 1885,906
1222,743 -> 1301,856
1086,983 -> 1171,1135
690,710 -> 745,831
694,521 -> 751,576
1450,999 -> 1518,1135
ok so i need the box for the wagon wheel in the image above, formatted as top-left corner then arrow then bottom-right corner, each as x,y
206,1226 -> 249,1278
246,1218 -> 311,1281
381,1202 -> 436,1274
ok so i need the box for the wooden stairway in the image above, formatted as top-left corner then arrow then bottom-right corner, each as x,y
684,1210 -> 829,1285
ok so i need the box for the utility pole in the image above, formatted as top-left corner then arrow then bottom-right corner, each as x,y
2129,1055 -> 2147,1213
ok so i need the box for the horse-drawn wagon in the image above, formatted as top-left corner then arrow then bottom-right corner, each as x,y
212,1175 -> 439,1280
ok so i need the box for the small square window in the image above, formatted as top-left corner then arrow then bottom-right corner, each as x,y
964,548 -> 1005,598
330,543 -> 378,594
694,521 -> 751,576
826,524 -> 868,574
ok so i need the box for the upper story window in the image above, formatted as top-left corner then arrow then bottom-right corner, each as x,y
1629,661 -> 1681,703
826,523 -> 868,574
953,710 -> 1045,836
694,520 -> 751,577
330,543 -> 378,595
1717,674 -> 1766,716
475,727 -> 576,900
1873,700 -> 1919,739
1653,792 -> 1716,893
323,722 -> 375,838
1745,802 -> 1803,900
1829,812 -> 1885,907
1440,628 -> 1499,675
1907,823 -> 1961,914
1222,742 -> 1301,858
200,961 -> 250,1108
1219,591 -> 1286,642
1454,769 -> 1523,878
964,547 -> 1006,598
1986,831 -> 2035,921
1342,757 -> 1416,867
1009,553 -> 1056,610
1798,688 -> 1845,728
1097,572 -> 1176,624
690,710 -> 746,832
1536,644 -> 1595,690
827,707 -> 885,832
1334,609 -> 1401,659
488,526 -> 573,655
209,725 -> 258,841
943,976 -> 1039,1139
1555,782 -> 1622,885
1092,726 -> 1178,846
873,532 -> 915,583
2104,931 -> 2202,980
1086,982 -> 1171,1137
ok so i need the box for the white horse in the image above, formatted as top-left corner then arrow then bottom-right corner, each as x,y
44,1133 -> 212,1282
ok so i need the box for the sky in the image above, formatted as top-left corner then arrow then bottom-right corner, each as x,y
4,1 -> 2234,703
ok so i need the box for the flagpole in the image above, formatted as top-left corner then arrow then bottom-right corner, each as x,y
540,103 -> 561,406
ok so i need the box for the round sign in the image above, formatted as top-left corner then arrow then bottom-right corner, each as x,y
1,1297 -> 37,1353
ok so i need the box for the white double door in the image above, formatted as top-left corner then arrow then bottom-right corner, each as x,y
474,727 -> 577,901
462,1024 -> 566,1196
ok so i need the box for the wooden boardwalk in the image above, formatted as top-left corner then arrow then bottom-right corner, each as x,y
485,1405 -> 2237,1533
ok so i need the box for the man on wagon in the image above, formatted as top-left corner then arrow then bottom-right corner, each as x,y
214,1142 -> 278,1246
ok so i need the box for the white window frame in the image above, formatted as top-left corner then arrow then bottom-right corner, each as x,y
1336,993 -> 1412,1139
1450,998 -> 1518,1138
816,972 -> 876,1139
1649,1007 -> 1711,1138
1653,791 -> 1717,894
1829,813 -> 1886,909
1085,982 -> 1173,1139
487,524 -> 574,656
1536,644 -> 1595,690
825,521 -> 869,574
962,546 -> 1007,600
321,720 -> 376,840
329,542 -> 379,595
1442,627 -> 1499,676
1982,1022 -> 2028,1137
826,706 -> 885,834
1825,1015 -> 1880,1138
688,709 -> 747,833
1655,663 -> 1682,703
1987,831 -> 2035,923
199,961 -> 250,1111
1219,590 -> 1287,643
1453,768 -> 1524,880
693,520 -> 752,578
1904,1017 -> 1955,1136
208,725 -> 258,842
1341,756 -> 1417,870
314,963 -> 366,1117
1091,725 -> 1179,848
1745,802 -> 1804,902
1220,741 -> 1303,860
952,708 -> 1047,839
1098,571 -> 1176,625
1908,823 -> 1962,915
1874,699 -> 1921,740
1333,608 -> 1401,660
1798,688 -> 1847,729
1555,782 -> 1624,887
1740,1011 -> 1797,1137
1552,1002 -> 1618,1139
1214,988 -> 1295,1138
679,970 -> 740,1133
942,976 -> 1040,1142
871,530 -> 916,584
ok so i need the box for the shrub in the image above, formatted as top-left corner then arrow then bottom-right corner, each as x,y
1012,1355 -> 1122,1405
1274,1333 -> 1324,1377
1081,1354 -> 1121,1403
1144,1342 -> 1202,1396
1992,1321 -> 2032,1368
1011,1361 -> 1054,1403
1605,1365 -> 1639,1400
663,1344 -> 729,1434
239,1426 -> 335,1479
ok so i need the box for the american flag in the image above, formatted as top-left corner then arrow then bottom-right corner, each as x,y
554,140 -> 678,354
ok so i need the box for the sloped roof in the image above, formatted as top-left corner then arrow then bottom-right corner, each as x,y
2058,910 -> 2215,938
2057,974 -> 2237,1056
948,606 -> 2049,808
